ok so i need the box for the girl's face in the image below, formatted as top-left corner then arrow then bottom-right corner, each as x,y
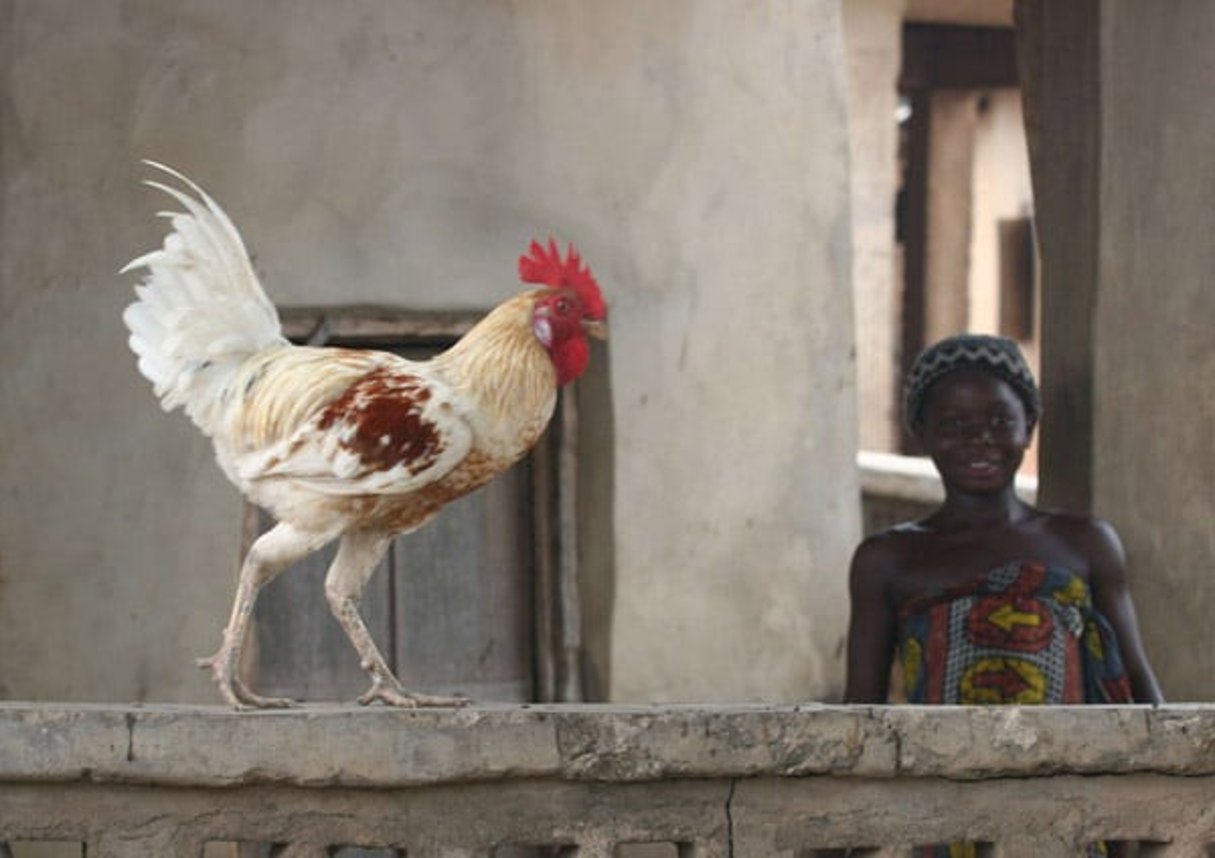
916,369 -> 1034,494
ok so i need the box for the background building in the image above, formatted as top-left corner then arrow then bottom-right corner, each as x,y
1,0 -> 1212,710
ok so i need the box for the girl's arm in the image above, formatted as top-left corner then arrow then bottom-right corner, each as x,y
1087,519 -> 1165,704
843,538 -> 897,704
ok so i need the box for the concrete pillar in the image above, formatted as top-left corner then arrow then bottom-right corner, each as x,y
844,0 -> 906,453
1092,0 -> 1215,701
967,89 -> 1033,337
1015,0 -> 1101,513
604,2 -> 859,703
1017,0 -> 1215,699
922,91 -> 978,344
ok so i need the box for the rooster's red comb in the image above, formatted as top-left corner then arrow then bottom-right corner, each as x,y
518,238 -> 606,320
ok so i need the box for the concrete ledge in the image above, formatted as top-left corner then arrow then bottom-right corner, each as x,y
0,703 -> 1210,789
858,450 -> 1038,504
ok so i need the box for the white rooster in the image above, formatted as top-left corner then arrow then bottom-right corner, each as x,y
122,162 -> 607,708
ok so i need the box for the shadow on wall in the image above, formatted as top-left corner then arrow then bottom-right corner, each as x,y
576,338 -> 615,702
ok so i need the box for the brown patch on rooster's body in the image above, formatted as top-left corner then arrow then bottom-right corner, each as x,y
317,367 -> 444,475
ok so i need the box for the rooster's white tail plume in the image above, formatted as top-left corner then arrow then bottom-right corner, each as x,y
122,161 -> 286,436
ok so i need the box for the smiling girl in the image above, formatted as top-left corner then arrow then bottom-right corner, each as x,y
844,334 -> 1163,708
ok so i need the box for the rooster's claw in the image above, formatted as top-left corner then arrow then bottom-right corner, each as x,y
357,676 -> 470,708
196,652 -> 296,710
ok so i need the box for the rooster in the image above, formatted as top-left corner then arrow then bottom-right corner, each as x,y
122,162 -> 607,709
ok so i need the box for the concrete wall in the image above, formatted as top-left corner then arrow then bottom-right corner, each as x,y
7,703 -> 1215,854
0,2 -> 858,704
844,0 -> 905,453
967,89 -> 1032,335
1093,0 -> 1215,702
602,3 -> 858,703
1015,0 -> 1101,514
1019,0 -> 1215,700
922,91 -> 979,344
906,0 -> 1011,26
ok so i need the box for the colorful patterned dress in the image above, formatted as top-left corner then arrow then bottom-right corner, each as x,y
896,561 -> 1132,857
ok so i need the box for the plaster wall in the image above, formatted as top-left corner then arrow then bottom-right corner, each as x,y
844,0 -> 905,454
967,89 -> 1032,335
605,3 -> 857,703
922,91 -> 977,344
0,2 -> 858,704
906,0 -> 1012,27
7,703 -> 1215,854
1092,0 -> 1215,701
1015,0 -> 1102,515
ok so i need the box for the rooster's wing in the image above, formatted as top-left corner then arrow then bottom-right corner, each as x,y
233,350 -> 474,497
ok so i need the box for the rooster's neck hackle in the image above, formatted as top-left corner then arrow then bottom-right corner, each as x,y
434,291 -> 557,430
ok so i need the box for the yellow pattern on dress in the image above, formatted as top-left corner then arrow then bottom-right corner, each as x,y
959,657 -> 1046,705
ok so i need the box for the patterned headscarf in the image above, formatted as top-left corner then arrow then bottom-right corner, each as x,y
903,334 -> 1040,432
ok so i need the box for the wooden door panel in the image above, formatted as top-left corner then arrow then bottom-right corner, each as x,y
391,465 -> 534,702
250,465 -> 534,703
252,516 -> 393,702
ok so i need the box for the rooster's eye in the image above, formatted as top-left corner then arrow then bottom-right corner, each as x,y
555,297 -> 571,315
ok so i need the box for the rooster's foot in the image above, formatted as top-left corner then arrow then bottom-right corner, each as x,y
357,675 -> 470,708
196,652 -> 296,710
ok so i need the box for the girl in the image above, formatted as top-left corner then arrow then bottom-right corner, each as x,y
844,333 -> 1162,707
843,334 -> 1161,856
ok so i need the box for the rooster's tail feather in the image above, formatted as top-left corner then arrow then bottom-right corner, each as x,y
122,161 -> 286,436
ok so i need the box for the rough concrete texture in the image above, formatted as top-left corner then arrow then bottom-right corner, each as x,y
843,0 -> 905,453
1019,0 -> 1215,701
4,704 -> 1215,856
1091,1 -> 1215,703
1015,0 -> 1102,515
906,0 -> 1012,26
598,1 -> 858,703
734,775 -> 1215,856
3,703 -> 1215,787
0,1 -> 858,707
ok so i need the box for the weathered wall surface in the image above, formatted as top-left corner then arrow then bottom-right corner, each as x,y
1019,0 -> 1215,700
1015,0 -> 1101,514
5,703 -> 1215,854
0,2 -> 858,704
844,0 -> 905,453
1092,0 -> 1215,702
603,4 -> 857,703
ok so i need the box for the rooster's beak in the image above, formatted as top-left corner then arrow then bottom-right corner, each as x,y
582,318 -> 609,341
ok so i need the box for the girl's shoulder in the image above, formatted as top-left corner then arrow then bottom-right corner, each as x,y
1032,508 -> 1123,545
1028,509 -> 1127,569
850,520 -> 936,577
855,520 -> 918,573
856,519 -> 933,553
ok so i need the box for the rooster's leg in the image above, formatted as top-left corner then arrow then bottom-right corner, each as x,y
198,521 -> 331,709
325,531 -> 470,708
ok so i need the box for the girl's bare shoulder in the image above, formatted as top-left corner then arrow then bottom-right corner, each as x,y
851,520 -> 935,573
1034,508 -> 1122,542
1031,509 -> 1126,565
